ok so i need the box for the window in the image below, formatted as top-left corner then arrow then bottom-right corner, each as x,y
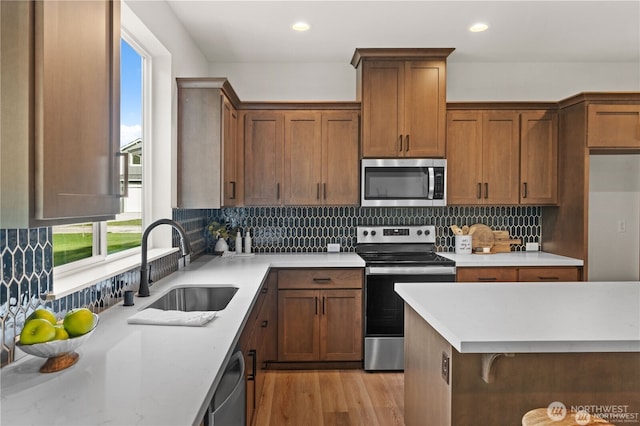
53,38 -> 144,269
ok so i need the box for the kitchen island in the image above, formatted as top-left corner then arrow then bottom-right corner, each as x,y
0,253 -> 364,426
395,281 -> 640,425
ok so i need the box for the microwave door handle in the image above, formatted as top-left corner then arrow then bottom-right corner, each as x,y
427,167 -> 435,199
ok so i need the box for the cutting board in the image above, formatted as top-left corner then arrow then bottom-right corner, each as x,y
469,224 -> 494,249
492,230 -> 522,253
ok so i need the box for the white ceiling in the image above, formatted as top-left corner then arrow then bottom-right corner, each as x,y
165,0 -> 640,64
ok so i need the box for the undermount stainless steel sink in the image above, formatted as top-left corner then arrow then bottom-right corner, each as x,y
145,286 -> 239,312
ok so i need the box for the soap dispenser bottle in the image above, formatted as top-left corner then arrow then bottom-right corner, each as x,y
235,230 -> 242,254
244,229 -> 252,254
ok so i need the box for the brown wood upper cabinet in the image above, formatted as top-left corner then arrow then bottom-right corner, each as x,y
1,0 -> 121,227
352,48 -> 454,158
176,78 -> 241,208
245,110 -> 359,206
587,104 -> 640,148
446,110 -> 520,204
447,108 -> 558,205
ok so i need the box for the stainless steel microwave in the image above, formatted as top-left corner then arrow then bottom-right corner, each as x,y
361,159 -> 447,207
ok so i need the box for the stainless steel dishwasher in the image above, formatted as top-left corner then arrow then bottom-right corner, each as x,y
206,350 -> 245,426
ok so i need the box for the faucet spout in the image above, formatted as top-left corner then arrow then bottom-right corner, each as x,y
138,219 -> 192,297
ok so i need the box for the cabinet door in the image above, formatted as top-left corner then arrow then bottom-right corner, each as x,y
446,111 -> 484,204
222,96 -> 239,207
278,290 -> 319,361
520,111 -> 558,205
322,112 -> 360,205
177,86 -> 223,208
457,267 -> 518,282
483,112 -> 520,204
36,0 -> 120,220
320,289 -> 363,361
283,112 -> 322,205
244,112 -> 284,205
361,61 -> 404,157
403,61 -> 447,157
587,104 -> 640,148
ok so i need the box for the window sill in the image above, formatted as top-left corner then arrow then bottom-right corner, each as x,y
49,248 -> 179,300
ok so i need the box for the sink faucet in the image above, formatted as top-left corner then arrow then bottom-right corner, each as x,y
138,218 -> 192,297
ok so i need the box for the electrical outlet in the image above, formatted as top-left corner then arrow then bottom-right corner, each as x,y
526,242 -> 539,252
618,220 -> 627,233
327,243 -> 340,252
442,352 -> 450,384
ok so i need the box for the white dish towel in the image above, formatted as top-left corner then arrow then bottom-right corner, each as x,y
127,308 -> 217,327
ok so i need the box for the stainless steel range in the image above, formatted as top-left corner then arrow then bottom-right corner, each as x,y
356,225 -> 456,371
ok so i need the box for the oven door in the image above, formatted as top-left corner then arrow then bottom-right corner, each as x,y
364,267 -> 455,371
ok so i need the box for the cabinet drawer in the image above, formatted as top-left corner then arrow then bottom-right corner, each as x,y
457,267 -> 518,282
518,267 -> 580,282
278,268 -> 363,289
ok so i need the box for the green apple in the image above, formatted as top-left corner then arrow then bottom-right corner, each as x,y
53,325 -> 69,340
63,308 -> 94,337
26,308 -> 57,326
20,318 -> 56,345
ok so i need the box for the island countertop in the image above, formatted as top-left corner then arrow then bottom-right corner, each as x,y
0,253 -> 364,426
395,281 -> 640,354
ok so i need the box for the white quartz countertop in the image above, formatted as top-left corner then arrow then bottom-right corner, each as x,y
439,251 -> 583,267
395,281 -> 640,354
0,253 -> 364,426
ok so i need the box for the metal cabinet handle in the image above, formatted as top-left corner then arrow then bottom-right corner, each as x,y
317,183 -> 320,200
261,320 -> 268,328
537,276 -> 560,281
322,296 -> 325,315
522,182 -> 528,199
477,183 -> 482,199
117,152 -> 129,198
261,287 -> 268,294
323,183 -> 327,200
484,183 -> 489,199
276,183 -> 280,200
312,278 -> 331,283
247,349 -> 257,381
399,135 -> 403,152
479,277 -> 498,281
405,134 -> 410,151
315,296 -> 319,315
230,181 -> 236,200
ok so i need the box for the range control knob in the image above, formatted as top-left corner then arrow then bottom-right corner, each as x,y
424,229 -> 431,236
363,230 -> 369,236
417,230 -> 423,236
371,230 -> 377,236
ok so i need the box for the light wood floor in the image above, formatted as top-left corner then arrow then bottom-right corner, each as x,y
254,370 -> 405,426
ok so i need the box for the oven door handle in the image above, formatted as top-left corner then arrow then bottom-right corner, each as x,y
366,266 -> 456,275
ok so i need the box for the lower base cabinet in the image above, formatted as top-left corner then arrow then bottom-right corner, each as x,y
457,266 -> 582,282
277,268 -> 363,362
239,271 -> 277,426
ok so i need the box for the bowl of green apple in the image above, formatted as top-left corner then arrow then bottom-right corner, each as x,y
16,308 -> 99,373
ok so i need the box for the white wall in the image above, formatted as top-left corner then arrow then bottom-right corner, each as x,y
210,61 -> 640,101
588,155 -> 640,281
123,0 -> 208,247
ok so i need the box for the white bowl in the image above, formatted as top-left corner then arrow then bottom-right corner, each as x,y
17,313 -> 99,358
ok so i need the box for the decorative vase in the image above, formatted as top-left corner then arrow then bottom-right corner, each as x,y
214,237 -> 229,253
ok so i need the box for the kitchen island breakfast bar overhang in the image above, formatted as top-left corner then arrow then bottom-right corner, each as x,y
395,281 -> 640,426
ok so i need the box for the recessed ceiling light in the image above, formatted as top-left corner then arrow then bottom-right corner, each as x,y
292,21 -> 310,32
469,23 -> 489,32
